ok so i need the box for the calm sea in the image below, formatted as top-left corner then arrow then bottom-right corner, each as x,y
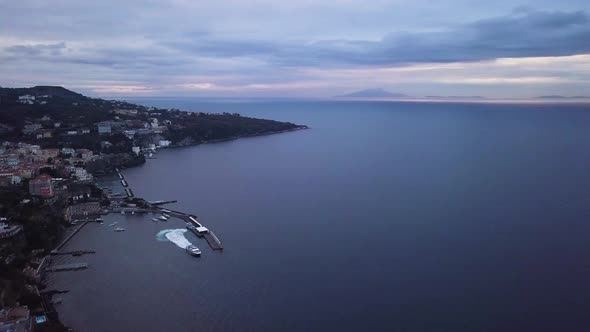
48,100 -> 590,331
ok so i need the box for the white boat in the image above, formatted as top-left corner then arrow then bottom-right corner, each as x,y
151,218 -> 158,222
114,227 -> 125,232
108,222 -> 117,227
158,216 -> 168,221
185,245 -> 201,256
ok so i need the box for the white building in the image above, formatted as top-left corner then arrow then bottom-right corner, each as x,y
97,122 -> 112,135
74,167 -> 93,181
159,140 -> 171,148
132,146 -> 141,155
61,148 -> 76,156
18,95 -> 35,104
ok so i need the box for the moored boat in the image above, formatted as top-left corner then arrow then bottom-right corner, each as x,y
185,245 -> 201,256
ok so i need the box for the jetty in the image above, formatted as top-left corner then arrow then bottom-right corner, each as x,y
50,250 -> 95,256
53,220 -> 90,252
46,263 -> 89,272
148,200 -> 178,206
158,209 -> 223,250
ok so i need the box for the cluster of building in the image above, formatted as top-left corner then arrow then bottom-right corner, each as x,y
0,142 -> 98,190
17,94 -> 50,105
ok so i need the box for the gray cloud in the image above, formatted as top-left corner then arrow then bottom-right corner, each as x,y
151,8 -> 590,70
1,1 -> 589,97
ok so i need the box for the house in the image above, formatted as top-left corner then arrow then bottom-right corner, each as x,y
74,167 -> 92,181
29,174 -> 54,197
18,95 -> 35,104
149,118 -> 159,128
6,155 -> 19,167
40,149 -> 59,158
61,148 -> 76,156
22,124 -> 42,135
77,149 -> 93,160
0,172 -> 22,187
97,122 -> 112,135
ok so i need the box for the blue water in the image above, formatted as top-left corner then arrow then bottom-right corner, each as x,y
51,100 -> 590,331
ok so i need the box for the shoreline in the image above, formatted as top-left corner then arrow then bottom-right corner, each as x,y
168,125 -> 309,148
47,124 -> 308,330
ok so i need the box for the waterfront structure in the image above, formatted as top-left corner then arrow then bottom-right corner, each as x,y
159,140 -> 171,148
68,202 -> 102,218
29,174 -> 54,197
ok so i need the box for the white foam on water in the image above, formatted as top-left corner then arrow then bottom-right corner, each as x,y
156,229 -> 192,249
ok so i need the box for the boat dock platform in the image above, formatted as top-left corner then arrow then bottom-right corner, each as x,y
46,263 -> 89,272
50,250 -> 95,256
158,209 -> 223,250
148,200 -> 178,206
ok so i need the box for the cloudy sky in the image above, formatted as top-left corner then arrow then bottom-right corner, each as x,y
1,0 -> 589,98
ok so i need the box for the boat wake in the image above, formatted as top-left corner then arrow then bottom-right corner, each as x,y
156,229 -> 193,249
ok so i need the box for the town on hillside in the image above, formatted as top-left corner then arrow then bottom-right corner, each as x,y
0,86 -> 305,331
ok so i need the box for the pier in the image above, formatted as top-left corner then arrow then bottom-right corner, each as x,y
158,209 -> 224,250
53,220 -> 90,252
114,169 -> 224,251
46,263 -> 89,272
50,250 -> 96,256
148,200 -> 178,206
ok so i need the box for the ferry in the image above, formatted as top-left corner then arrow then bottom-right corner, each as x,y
114,227 -> 125,232
185,245 -> 201,256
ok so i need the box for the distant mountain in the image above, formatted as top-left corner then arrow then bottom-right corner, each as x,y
425,95 -> 486,100
535,95 -> 590,99
336,89 -> 408,99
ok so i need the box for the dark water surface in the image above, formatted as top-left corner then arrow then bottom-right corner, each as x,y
51,100 -> 590,331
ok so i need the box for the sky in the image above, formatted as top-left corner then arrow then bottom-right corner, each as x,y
1,0 -> 589,98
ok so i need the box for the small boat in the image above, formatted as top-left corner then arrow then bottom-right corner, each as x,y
185,245 -> 201,256
114,227 -> 125,232
158,216 -> 168,221
109,222 -> 117,227
151,218 -> 158,222
162,213 -> 171,218
95,218 -> 103,222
